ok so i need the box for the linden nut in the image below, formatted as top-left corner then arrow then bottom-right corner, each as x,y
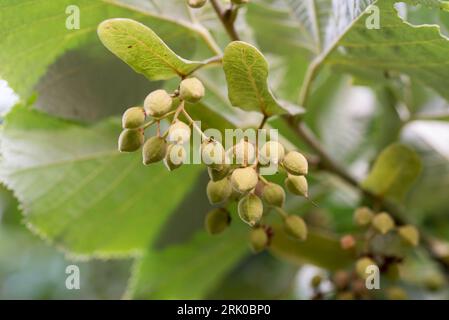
398,225 -> 419,247
259,141 -> 285,165
261,183 -> 285,208
142,136 -> 167,165
354,207 -> 374,226
231,167 -> 259,193
355,257 -> 376,279
118,129 -> 144,152
206,178 -> 233,205
168,121 -> 191,144
179,77 -> 205,103
233,139 -> 256,165
284,175 -> 308,197
201,140 -> 225,170
238,193 -> 263,226
207,165 -> 230,182
282,151 -> 308,176
164,144 -> 186,171
284,215 -> 307,241
205,208 -> 231,235
249,228 -> 269,253
122,106 -> 145,129
144,89 -> 173,117
187,0 -> 207,8
372,212 -> 395,235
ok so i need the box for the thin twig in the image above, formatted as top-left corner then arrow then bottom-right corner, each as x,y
210,0 -> 240,41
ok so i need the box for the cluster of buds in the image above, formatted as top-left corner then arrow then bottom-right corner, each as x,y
118,76 -> 310,253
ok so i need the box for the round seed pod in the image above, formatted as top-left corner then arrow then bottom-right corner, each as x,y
259,141 -> 285,165
284,175 -> 308,197
355,257 -> 376,279
249,228 -> 269,253
205,208 -> 231,235
386,287 -> 408,300
238,193 -> 263,226
233,139 -> 256,165
206,178 -> 233,205
201,140 -> 225,170
164,144 -> 186,171
118,129 -> 144,152
372,212 -> 395,235
187,0 -> 207,8
122,107 -> 145,129
207,165 -> 230,182
284,215 -> 307,241
231,167 -> 259,193
144,89 -> 173,117
398,225 -> 419,247
354,207 -> 374,226
179,77 -> 205,103
282,151 -> 308,175
142,136 -> 167,165
261,183 -> 285,207
168,120 -> 191,144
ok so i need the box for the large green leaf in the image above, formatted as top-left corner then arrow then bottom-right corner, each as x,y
127,228 -> 248,299
98,18 -> 204,81
0,105 -> 202,257
362,143 -> 422,201
223,41 -> 303,116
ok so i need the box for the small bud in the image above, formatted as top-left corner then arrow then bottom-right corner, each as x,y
231,167 -> 259,193
284,175 -> 308,197
310,275 -> 322,289
201,140 -> 225,170
284,215 -> 307,241
207,165 -> 230,182
259,141 -> 285,165
354,207 -> 374,226
355,257 -> 376,279
398,225 -> 419,247
168,121 -> 191,144
118,129 -> 144,152
187,0 -> 207,8
386,287 -> 408,300
261,183 -> 285,207
282,151 -> 308,175
238,193 -> 263,226
233,139 -> 256,165
179,77 -> 205,103
122,107 -> 145,129
206,178 -> 233,205
340,234 -> 356,250
144,89 -> 173,117
249,227 -> 269,253
372,212 -> 395,234
142,136 -> 167,165
205,208 -> 231,235
164,144 -> 186,171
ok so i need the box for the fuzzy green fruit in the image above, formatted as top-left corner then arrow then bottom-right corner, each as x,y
205,208 -> 231,235
249,228 -> 268,253
231,167 -> 259,193
372,212 -> 395,234
282,151 -> 308,175
285,175 -> 308,197
144,89 -> 172,117
122,106 -> 145,129
398,225 -> 419,247
284,215 -> 307,240
356,257 -> 376,279
238,193 -> 263,226
259,141 -> 285,165
164,144 -> 186,171
354,207 -> 374,226
118,129 -> 144,152
187,0 -> 207,8
168,121 -> 191,144
201,140 -> 225,170
142,136 -> 167,165
233,139 -> 256,165
179,77 -> 205,103
206,178 -> 233,204
261,183 -> 285,207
